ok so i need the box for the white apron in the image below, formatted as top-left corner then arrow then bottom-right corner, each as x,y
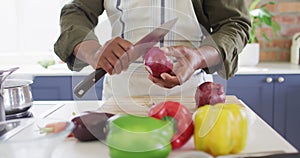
102,0 -> 212,100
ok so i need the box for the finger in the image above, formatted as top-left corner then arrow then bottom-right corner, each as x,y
148,75 -> 168,88
114,38 -> 132,55
105,46 -> 126,68
113,44 -> 133,73
112,44 -> 128,59
160,47 -> 169,53
120,46 -> 133,70
101,59 -> 114,75
94,49 -> 104,69
163,46 -> 186,58
171,52 -> 194,73
105,53 -> 119,70
149,74 -> 178,89
112,55 -> 122,74
111,47 -> 127,74
119,51 -> 130,71
112,37 -> 133,70
173,66 -> 194,84
116,38 -> 133,51
160,73 -> 181,85
148,75 -> 158,84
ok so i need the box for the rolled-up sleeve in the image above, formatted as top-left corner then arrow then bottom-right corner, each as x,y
54,0 -> 104,71
194,0 -> 251,79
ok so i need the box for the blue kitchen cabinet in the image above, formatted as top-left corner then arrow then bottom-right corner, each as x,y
31,76 -> 73,100
226,75 -> 274,126
273,75 -> 300,150
227,74 -> 300,150
31,76 -> 104,101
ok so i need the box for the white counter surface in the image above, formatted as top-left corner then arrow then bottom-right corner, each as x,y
21,99 -> 297,158
2,62 -> 300,78
236,62 -> 300,75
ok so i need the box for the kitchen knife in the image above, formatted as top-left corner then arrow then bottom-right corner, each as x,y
74,18 -> 178,98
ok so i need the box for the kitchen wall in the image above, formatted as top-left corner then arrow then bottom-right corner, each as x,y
0,0 -> 66,65
1,0 -> 299,65
248,0 -> 300,62
0,0 -> 69,53
0,0 -> 110,65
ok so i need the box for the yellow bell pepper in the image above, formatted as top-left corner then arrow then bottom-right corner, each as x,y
194,103 -> 248,156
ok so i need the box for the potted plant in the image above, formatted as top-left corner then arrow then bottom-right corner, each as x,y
239,0 -> 281,66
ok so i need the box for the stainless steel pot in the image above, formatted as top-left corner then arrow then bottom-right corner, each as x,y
0,67 -> 19,134
0,94 -> 4,133
0,91 -> 4,122
2,79 -> 33,115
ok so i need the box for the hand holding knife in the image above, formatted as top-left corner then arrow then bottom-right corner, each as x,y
74,18 -> 178,98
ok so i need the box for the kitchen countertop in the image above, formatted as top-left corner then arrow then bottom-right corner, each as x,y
2,62 -> 300,78
236,62 -> 300,75
22,98 -> 298,158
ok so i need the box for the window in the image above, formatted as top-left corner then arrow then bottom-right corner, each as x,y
0,0 -> 70,53
0,0 -> 110,65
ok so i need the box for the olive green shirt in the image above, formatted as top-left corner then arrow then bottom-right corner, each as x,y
54,0 -> 251,79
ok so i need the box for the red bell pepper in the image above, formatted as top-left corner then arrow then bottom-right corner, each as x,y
148,101 -> 194,149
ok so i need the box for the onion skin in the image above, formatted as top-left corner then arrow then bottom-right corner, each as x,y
195,82 -> 226,108
144,47 -> 173,78
71,112 -> 114,141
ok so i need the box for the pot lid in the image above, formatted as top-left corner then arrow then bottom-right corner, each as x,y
2,79 -> 33,88
0,67 -> 19,88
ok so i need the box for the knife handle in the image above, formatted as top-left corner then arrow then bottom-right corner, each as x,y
73,68 -> 107,98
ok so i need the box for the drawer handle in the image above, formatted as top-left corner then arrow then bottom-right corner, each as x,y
265,77 -> 273,83
277,77 -> 285,83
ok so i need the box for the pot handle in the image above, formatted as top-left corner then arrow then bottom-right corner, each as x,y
0,67 -> 19,92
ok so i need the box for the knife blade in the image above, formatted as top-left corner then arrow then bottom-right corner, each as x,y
74,18 -> 178,98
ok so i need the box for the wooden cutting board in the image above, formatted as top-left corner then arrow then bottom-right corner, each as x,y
98,95 -> 243,115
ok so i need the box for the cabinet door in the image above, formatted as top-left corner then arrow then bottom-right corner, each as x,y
71,76 -> 104,100
226,75 -> 274,126
274,74 -> 300,150
31,76 -> 72,100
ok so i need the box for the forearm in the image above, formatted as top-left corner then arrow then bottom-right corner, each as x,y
74,40 -> 102,69
54,0 -> 104,71
195,46 -> 221,70
194,0 -> 251,79
203,19 -> 250,79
